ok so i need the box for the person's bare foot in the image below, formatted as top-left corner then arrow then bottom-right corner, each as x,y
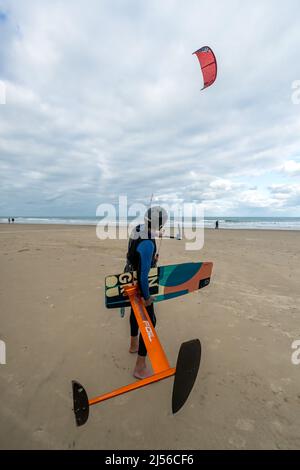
133,366 -> 152,380
129,336 -> 139,353
133,355 -> 152,379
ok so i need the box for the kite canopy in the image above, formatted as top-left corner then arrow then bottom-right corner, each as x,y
193,46 -> 217,90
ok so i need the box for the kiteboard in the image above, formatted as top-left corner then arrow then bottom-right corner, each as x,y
105,261 -> 213,309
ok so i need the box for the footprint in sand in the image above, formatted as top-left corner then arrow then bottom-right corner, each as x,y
270,383 -> 283,395
210,338 -> 221,350
266,400 -> 275,409
280,378 -> 291,385
5,374 -> 14,384
236,418 -> 255,432
271,420 -> 284,432
249,337 -> 258,343
15,380 -> 25,394
228,436 -> 246,449
33,427 -> 44,435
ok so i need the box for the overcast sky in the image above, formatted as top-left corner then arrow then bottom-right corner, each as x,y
0,0 -> 300,217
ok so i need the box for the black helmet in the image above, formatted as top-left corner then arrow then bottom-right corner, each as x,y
144,206 -> 168,231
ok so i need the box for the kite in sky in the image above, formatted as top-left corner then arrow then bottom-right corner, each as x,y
193,46 -> 217,90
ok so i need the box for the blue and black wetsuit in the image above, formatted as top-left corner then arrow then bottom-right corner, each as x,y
126,225 -> 157,357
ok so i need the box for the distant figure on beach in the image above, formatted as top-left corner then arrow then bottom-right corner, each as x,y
12,217 -> 15,223
8,217 -> 10,224
125,206 -> 168,379
215,220 -> 219,230
176,223 -> 182,240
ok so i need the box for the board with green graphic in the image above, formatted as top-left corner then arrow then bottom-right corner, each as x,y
105,262 -> 213,309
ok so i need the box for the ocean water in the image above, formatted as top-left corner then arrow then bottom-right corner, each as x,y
204,217 -> 300,231
1,216 -> 300,230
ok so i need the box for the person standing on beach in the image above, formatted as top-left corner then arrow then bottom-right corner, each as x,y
126,206 -> 168,379
215,220 -> 219,229
8,217 -> 10,224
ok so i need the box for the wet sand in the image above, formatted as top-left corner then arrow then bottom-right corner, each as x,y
0,224 -> 299,449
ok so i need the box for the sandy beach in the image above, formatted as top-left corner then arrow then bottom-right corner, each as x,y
0,224 -> 299,450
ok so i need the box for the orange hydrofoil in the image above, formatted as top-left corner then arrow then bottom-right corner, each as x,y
72,285 -> 202,426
